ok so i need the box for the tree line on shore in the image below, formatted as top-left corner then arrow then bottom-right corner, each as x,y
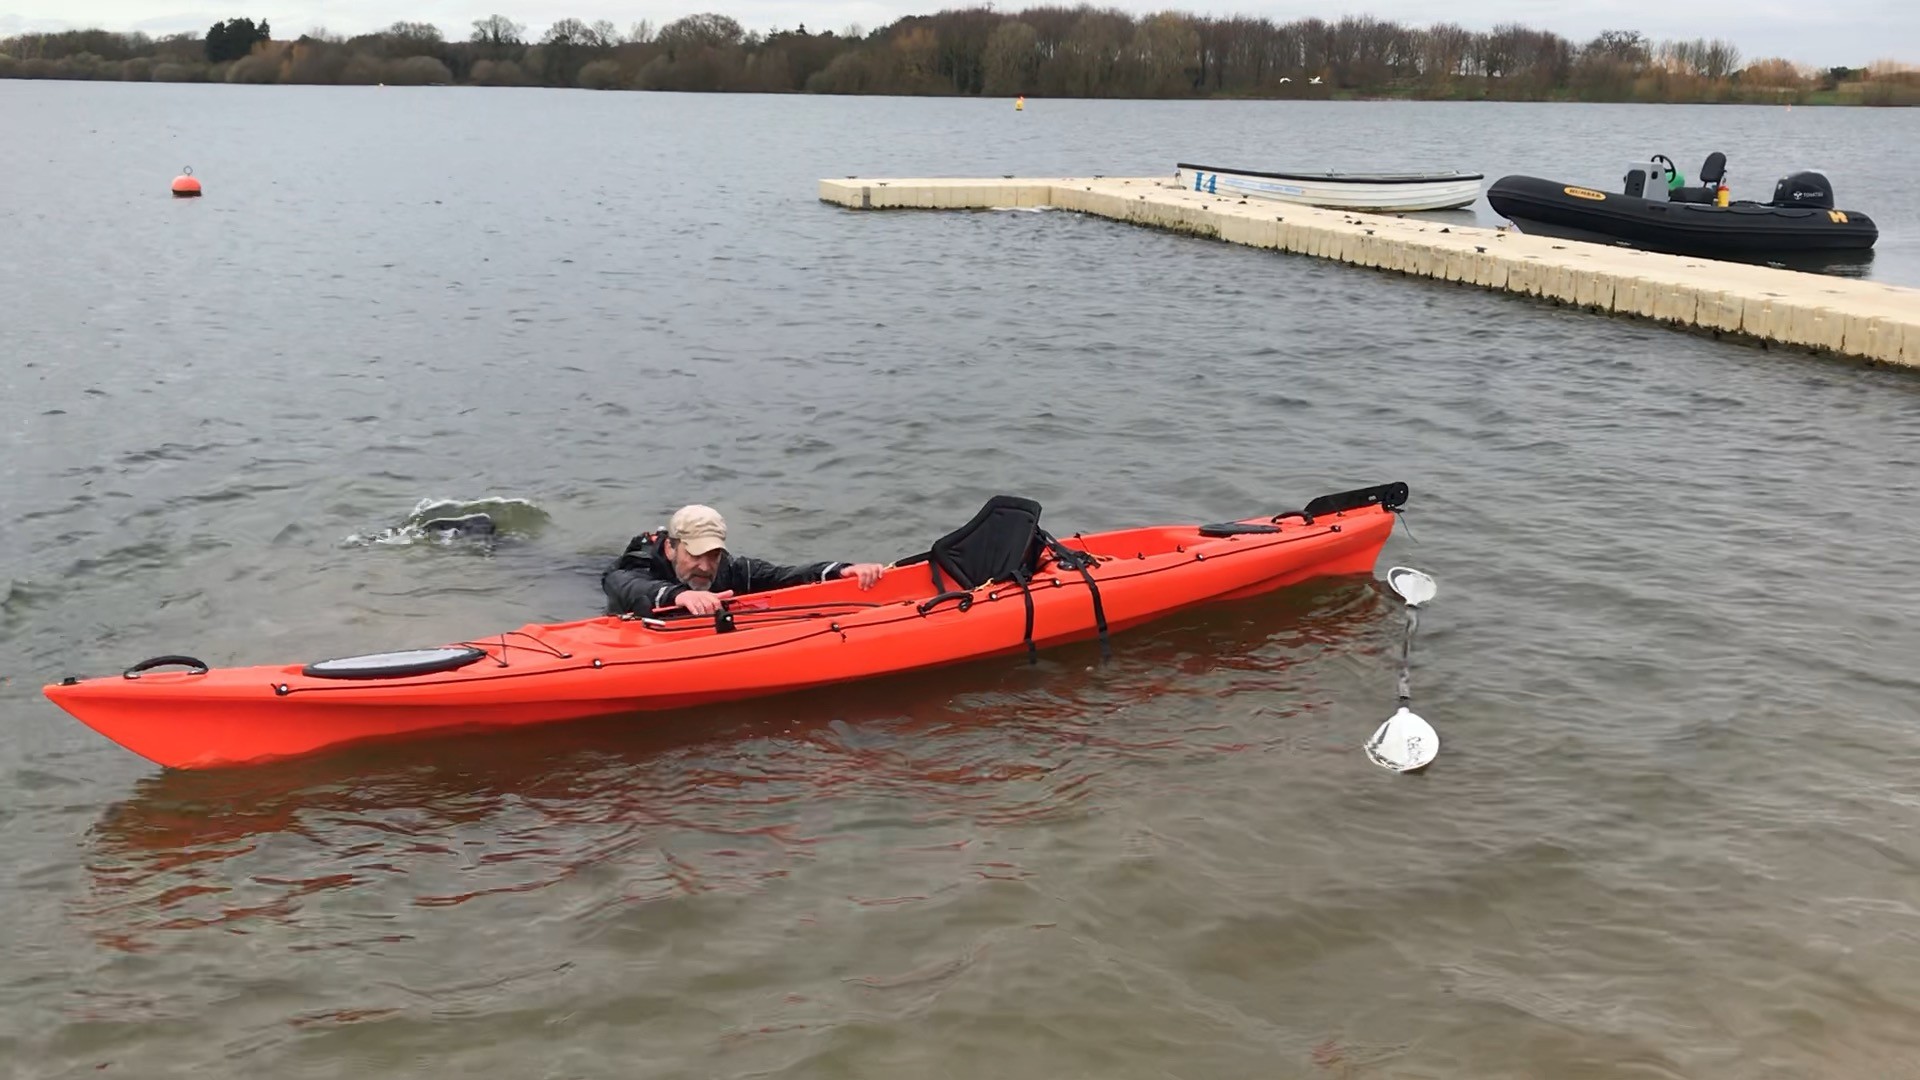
2,7 -> 1916,105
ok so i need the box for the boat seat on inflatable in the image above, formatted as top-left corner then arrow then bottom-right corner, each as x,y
1670,151 -> 1727,204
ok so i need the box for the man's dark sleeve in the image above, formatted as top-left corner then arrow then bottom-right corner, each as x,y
602,551 -> 687,614
729,557 -> 846,595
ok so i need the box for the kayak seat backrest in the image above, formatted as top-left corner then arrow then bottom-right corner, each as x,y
899,495 -> 1046,591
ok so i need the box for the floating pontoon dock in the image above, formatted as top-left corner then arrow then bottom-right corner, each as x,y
819,176 -> 1918,368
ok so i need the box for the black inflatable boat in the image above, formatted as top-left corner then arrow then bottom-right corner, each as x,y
1487,152 -> 1878,259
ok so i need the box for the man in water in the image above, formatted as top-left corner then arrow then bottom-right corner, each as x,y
602,504 -> 886,616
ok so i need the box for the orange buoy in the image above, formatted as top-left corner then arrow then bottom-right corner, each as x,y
171,167 -> 201,198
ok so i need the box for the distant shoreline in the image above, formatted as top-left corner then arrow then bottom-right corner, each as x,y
0,78 -> 1889,107
4,11 -> 1916,106
0,79 -> 1906,108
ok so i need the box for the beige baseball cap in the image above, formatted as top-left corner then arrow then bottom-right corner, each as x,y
667,504 -> 728,556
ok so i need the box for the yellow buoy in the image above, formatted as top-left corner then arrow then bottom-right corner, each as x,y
1015,95 -> 1025,111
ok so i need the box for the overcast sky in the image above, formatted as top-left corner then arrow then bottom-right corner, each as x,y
3,0 -> 1915,68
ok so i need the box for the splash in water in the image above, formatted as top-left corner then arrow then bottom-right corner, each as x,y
340,496 -> 551,548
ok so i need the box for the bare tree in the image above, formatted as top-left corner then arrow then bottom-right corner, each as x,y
1126,12 -> 1197,95
656,13 -> 745,57
1420,22 -> 1473,84
982,19 -> 1039,94
1703,38 -> 1740,80
1051,9 -> 1130,97
1584,29 -> 1648,65
543,19 -> 592,46
469,15 -> 524,46
388,21 -> 441,43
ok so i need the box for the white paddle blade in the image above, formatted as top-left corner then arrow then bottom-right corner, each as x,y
1387,566 -> 1437,607
1366,707 -> 1439,772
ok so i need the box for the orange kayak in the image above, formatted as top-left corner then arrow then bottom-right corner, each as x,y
45,484 -> 1407,769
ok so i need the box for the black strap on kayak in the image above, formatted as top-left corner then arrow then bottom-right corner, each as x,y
1041,530 -> 1109,661
1013,567 -> 1038,664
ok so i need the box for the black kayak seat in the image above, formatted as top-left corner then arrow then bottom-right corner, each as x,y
897,495 -> 1045,591
896,494 -> 1110,663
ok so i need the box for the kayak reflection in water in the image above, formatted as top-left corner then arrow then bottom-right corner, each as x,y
601,503 -> 886,616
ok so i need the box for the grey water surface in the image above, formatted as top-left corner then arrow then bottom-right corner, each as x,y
4,83 -> 1920,1078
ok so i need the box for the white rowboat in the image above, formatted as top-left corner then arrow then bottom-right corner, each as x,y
1175,162 -> 1484,213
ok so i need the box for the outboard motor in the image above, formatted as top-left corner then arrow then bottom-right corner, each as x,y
1771,171 -> 1834,209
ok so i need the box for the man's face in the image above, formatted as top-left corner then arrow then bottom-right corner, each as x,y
667,538 -> 723,590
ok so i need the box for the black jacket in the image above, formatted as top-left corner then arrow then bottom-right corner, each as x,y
601,531 -> 850,614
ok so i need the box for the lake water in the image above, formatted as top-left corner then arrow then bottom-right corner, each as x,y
4,82 -> 1920,1078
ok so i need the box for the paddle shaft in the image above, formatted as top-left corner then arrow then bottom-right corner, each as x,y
1396,604 -> 1420,706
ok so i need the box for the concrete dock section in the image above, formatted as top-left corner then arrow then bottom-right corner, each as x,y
819,176 -> 1919,369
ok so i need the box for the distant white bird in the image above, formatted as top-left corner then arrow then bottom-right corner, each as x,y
1278,76 -> 1291,83
1309,75 -> 1323,85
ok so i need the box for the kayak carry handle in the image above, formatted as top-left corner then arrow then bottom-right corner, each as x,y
1270,510 -> 1316,527
124,655 -> 210,679
917,591 -> 974,615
